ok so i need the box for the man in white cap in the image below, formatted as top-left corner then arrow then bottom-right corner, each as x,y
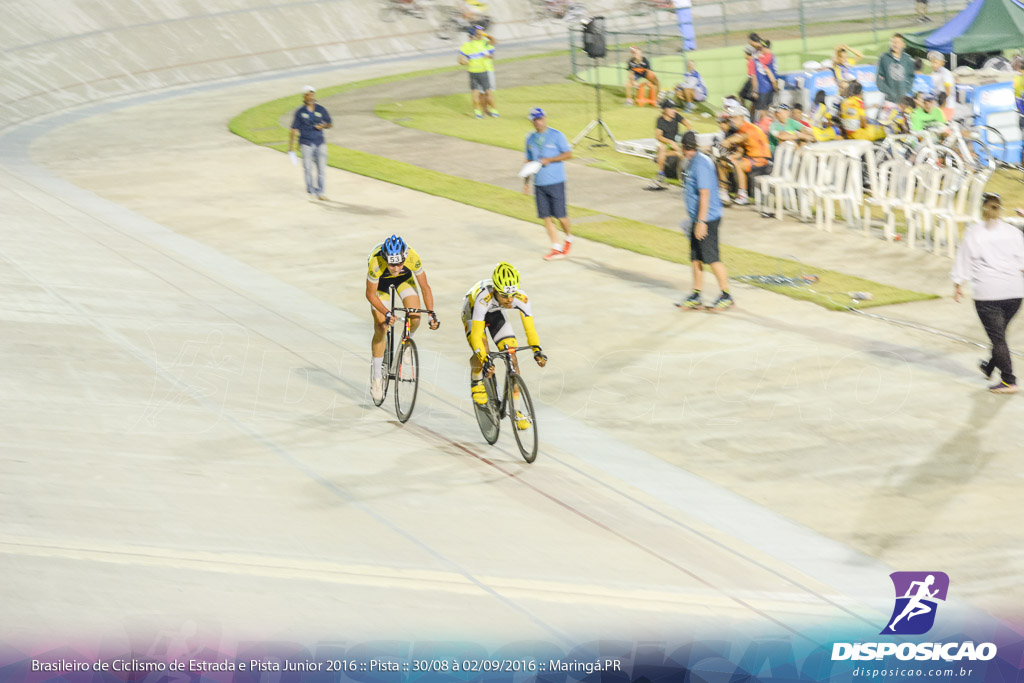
288,86 -> 332,200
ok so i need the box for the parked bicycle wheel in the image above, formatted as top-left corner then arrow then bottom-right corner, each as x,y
914,146 -> 967,190
473,376 -> 501,444
394,337 -> 419,423
508,374 -> 538,463
969,125 -> 1006,168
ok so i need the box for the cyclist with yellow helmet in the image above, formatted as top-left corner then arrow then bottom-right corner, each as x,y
461,263 -> 547,423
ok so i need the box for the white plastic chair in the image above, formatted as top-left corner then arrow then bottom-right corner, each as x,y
815,153 -> 863,232
931,171 -> 990,257
755,141 -> 796,216
862,159 -> 912,240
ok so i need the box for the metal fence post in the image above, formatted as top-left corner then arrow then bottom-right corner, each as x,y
721,0 -> 729,46
798,0 -> 807,53
871,0 -> 878,42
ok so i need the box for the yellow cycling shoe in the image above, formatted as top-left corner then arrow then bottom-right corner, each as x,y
471,381 -> 488,406
515,410 -> 531,430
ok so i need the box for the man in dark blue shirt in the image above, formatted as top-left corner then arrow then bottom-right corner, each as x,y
288,86 -> 333,201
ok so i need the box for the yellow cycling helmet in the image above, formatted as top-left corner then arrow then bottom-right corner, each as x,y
491,262 -> 520,295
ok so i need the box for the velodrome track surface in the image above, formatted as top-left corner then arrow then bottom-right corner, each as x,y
0,46 -> 1021,648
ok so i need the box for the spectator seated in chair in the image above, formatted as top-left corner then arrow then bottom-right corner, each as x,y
910,92 -> 946,132
625,46 -> 660,105
768,104 -> 812,153
718,107 -> 771,206
810,89 -> 842,141
841,80 -> 885,141
832,44 -> 863,97
674,60 -> 707,113
650,100 -> 691,189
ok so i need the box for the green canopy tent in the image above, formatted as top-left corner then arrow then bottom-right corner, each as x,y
904,0 -> 1024,57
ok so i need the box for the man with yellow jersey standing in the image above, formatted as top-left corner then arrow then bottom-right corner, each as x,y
459,25 -> 498,119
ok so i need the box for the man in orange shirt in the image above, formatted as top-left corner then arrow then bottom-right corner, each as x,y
718,108 -> 771,205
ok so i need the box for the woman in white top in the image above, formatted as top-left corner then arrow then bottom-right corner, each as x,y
952,192 -> 1024,393
928,50 -> 955,120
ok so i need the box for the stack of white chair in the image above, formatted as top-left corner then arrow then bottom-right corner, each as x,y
861,158 -> 913,241
755,141 -> 797,217
930,171 -> 991,257
905,167 -> 963,251
815,151 -> 864,232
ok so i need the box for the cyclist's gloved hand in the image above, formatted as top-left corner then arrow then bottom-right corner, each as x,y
384,311 -> 395,326
534,350 -> 548,367
481,358 -> 495,378
429,312 -> 440,330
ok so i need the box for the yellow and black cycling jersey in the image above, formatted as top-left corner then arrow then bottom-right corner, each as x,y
366,244 -> 424,292
461,279 -> 540,360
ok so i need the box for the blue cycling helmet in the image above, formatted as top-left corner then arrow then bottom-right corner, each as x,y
381,235 -> 408,265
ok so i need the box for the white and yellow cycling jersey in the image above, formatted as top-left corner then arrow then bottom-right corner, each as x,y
461,279 -> 540,360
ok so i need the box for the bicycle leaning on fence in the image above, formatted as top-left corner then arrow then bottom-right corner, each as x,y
373,285 -> 438,423
472,345 -> 544,463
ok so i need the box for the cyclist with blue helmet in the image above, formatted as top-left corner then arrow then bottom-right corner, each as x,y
461,262 -> 546,426
366,235 -> 439,402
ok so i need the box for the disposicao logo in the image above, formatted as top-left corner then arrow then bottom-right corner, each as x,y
882,571 -> 948,635
831,572 -> 997,662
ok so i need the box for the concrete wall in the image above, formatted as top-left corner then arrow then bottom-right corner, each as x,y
0,0 -> 627,130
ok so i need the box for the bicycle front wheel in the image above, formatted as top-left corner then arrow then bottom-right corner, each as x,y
473,376 -> 501,444
508,374 -> 538,463
394,337 -> 419,423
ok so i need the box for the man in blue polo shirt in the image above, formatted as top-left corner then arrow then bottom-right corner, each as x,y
522,107 -> 574,260
677,131 -> 732,311
288,85 -> 333,201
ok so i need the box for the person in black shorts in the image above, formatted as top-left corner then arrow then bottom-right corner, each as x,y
625,46 -> 660,105
650,100 -> 691,189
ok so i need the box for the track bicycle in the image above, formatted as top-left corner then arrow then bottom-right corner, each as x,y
372,285 -> 437,423
472,345 -> 544,463
379,0 -> 427,21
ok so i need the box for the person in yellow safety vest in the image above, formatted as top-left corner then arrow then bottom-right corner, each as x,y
840,81 -> 885,141
458,25 -> 498,119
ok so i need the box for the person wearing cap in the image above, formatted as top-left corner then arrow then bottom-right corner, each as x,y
751,41 -> 779,123
288,86 -> 332,201
651,100 -> 691,189
718,107 -> 770,206
523,108 -> 574,260
677,131 -> 732,311
877,33 -> 916,104
459,25 -> 498,118
928,51 -> 955,120
910,92 -> 946,131
952,192 -> 1024,394
768,104 -> 811,153
625,46 -> 660,106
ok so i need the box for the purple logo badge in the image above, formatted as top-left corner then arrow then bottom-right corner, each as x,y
881,572 -> 949,635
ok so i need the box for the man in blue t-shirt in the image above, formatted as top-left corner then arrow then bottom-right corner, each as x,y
677,131 -> 732,311
288,86 -> 333,201
522,107 -> 574,260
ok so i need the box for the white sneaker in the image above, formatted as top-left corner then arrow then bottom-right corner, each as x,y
370,375 -> 384,403
734,194 -> 750,206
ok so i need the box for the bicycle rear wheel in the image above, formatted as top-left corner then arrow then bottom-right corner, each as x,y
394,337 -> 419,423
373,329 -> 392,407
508,374 -> 538,463
473,376 -> 501,444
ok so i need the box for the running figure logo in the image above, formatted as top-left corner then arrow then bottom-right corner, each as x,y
881,572 -> 950,635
